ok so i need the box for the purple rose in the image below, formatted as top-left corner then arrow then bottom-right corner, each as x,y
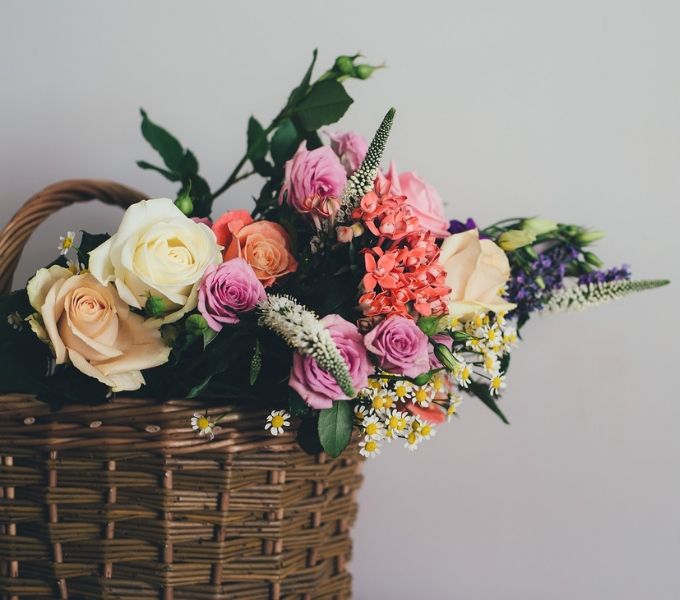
198,258 -> 266,331
279,142 -> 347,216
327,130 -> 368,174
289,314 -> 371,410
364,316 -> 430,377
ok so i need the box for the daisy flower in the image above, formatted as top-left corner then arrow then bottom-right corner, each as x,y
489,373 -> 506,396
404,429 -> 421,451
412,383 -> 435,407
393,380 -> 414,402
191,413 -> 215,440
483,352 -> 500,375
447,395 -> 463,421
265,410 -> 291,436
362,415 -> 385,441
354,404 -> 371,423
359,438 -> 381,458
454,360 -> 473,388
418,420 -> 436,441
58,231 -> 76,256
385,409 -> 410,438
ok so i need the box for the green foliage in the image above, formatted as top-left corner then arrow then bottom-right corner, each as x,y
293,80 -> 354,131
270,119 -> 299,165
467,381 -> 510,425
77,232 -> 110,267
317,400 -> 353,458
137,109 -> 213,217
249,338 -> 262,385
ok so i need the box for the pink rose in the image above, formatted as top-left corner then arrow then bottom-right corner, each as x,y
280,142 -> 347,224
198,258 -> 266,331
364,315 -> 430,377
377,162 -> 449,238
327,130 -> 368,174
289,314 -> 371,410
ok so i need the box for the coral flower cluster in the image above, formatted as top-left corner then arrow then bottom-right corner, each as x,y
353,182 -> 450,318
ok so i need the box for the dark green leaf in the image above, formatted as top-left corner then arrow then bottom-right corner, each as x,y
78,232 -> 110,262
202,328 -> 218,349
140,109 -> 186,172
136,160 -> 182,181
287,49 -> 318,107
499,352 -> 511,374
296,414 -> 323,455
288,391 -> 309,417
317,400 -> 353,458
246,116 -> 269,162
249,339 -> 262,385
293,80 -> 353,131
270,119 -> 300,165
467,381 -> 510,425
187,375 -> 213,399
251,157 -> 274,177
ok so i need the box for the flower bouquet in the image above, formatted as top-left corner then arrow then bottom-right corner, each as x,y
0,51 -> 668,598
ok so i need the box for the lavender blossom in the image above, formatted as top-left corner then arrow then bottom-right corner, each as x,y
577,264 -> 631,286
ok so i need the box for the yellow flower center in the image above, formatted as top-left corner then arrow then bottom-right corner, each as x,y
372,395 -> 385,410
415,388 -> 428,404
365,422 -> 378,436
421,424 -> 432,437
197,416 -> 210,430
364,440 -> 378,453
271,414 -> 285,428
395,384 -> 410,399
407,431 -> 418,445
62,237 -> 73,249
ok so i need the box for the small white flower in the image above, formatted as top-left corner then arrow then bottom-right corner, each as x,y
58,231 -> 76,256
489,373 -> 506,396
412,383 -> 435,407
385,409 -> 410,438
354,404 -> 372,422
359,438 -> 381,458
362,415 -> 385,441
393,380 -> 414,403
265,410 -> 291,436
453,360 -> 473,388
191,412 -> 215,440
483,352 -> 500,375
447,395 -> 463,422
6,311 -> 23,331
417,420 -> 436,441
404,429 -> 421,451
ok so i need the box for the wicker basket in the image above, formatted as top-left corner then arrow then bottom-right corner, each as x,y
0,181 -> 364,600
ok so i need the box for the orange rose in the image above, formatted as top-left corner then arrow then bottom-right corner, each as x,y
224,220 -> 297,287
212,210 -> 254,249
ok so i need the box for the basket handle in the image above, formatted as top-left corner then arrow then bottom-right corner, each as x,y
0,179 -> 147,294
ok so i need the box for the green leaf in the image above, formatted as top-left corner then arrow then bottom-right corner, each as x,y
418,315 -> 442,336
467,381 -> 510,425
317,400 -> 353,458
287,49 -> 318,107
251,157 -> 274,177
297,414 -> 323,455
288,391 -> 309,417
270,119 -> 299,165
187,375 -> 213,399
249,339 -> 262,385
136,160 -> 182,181
202,328 -> 218,349
293,80 -> 353,131
246,116 -> 269,162
78,232 -> 110,265
140,109 -> 187,173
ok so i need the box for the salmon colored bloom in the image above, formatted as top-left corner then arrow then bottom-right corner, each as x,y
224,220 -> 297,287
212,210 -> 253,251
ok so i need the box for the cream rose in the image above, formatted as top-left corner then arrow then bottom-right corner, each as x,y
27,266 -> 170,392
439,228 -> 516,319
89,198 -> 222,323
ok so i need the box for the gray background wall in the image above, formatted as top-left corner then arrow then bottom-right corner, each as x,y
1,1 -> 678,598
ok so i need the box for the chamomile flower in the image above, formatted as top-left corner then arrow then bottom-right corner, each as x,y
431,372 -> 448,395
489,373 -> 506,396
385,409 -> 410,438
191,413 -> 215,440
485,325 -> 502,346
483,352 -> 500,375
58,231 -> 76,256
354,404 -> 371,423
362,415 -> 385,441
447,395 -> 463,421
265,410 -> 291,436
6,311 -> 23,331
412,383 -> 435,407
404,429 -> 421,451
418,420 -> 436,441
366,377 -> 388,393
359,438 -> 381,458
503,327 -> 518,347
371,390 -> 396,413
454,360 -> 473,388
495,310 -> 508,327
393,380 -> 414,402
466,337 -> 484,352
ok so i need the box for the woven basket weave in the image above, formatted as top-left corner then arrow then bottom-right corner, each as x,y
0,181 -> 363,600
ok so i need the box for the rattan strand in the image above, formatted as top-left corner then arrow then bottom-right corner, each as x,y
0,182 -> 363,599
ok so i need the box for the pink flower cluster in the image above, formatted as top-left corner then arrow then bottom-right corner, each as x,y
354,181 -> 450,319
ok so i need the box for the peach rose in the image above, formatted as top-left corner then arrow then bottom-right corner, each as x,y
27,265 -> 170,391
212,210 -> 254,249
223,220 -> 297,287
439,228 -> 516,319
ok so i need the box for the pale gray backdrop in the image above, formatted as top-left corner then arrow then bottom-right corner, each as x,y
1,1 -> 678,598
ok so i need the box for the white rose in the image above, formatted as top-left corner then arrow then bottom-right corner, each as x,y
26,265 -> 170,392
89,198 -> 222,323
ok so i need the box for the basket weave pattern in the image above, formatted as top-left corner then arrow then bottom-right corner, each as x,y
0,182 -> 364,600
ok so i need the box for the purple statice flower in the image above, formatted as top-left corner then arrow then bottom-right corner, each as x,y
505,244 -> 580,323
578,264 -> 631,286
448,218 -> 478,235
